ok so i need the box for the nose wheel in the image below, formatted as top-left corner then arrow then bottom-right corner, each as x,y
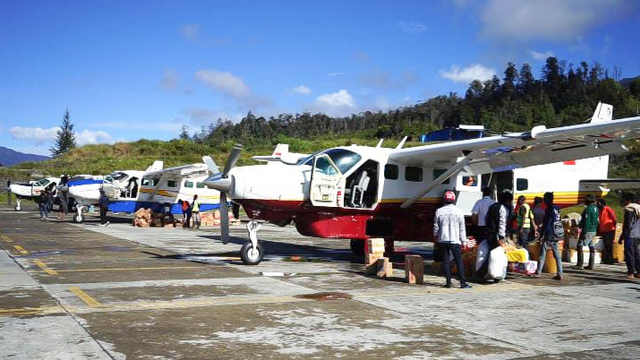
15,199 -> 22,211
240,220 -> 264,265
73,204 -> 85,223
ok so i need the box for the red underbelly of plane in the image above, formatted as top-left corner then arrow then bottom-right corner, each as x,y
236,199 -> 441,241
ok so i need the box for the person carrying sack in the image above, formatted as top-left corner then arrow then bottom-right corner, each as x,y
597,198 -> 617,265
575,194 -> 599,270
531,192 -> 564,280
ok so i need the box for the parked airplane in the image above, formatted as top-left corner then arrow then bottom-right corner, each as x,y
68,161 -> 223,223
9,177 -> 60,211
203,103 -> 640,265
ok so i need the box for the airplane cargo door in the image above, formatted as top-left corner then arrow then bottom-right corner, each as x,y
309,154 -> 341,207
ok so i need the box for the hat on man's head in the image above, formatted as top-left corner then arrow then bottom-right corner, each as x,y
585,194 -> 596,203
443,190 -> 456,203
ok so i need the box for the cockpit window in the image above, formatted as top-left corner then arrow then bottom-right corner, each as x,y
37,179 -> 50,186
111,172 -> 129,181
299,148 -> 362,174
104,176 -> 114,184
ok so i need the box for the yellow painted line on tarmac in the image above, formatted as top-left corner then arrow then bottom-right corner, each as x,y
12,245 -> 28,255
33,260 -> 58,275
49,265 -> 211,273
69,287 -> 102,308
0,306 -> 65,317
1,235 -> 12,242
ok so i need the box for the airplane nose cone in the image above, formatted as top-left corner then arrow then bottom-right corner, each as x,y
203,175 -> 231,193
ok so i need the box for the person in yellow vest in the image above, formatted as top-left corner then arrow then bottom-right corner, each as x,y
516,195 -> 536,250
191,194 -> 201,229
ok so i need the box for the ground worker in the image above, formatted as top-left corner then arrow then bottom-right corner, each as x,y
576,194 -> 599,270
57,175 -> 69,220
516,195 -> 536,250
597,198 -> 617,265
476,190 -> 513,282
433,190 -> 472,289
191,195 -> 201,229
620,192 -> 640,279
531,197 -> 545,233
98,189 -> 110,226
38,190 -> 48,220
531,192 -> 563,280
471,187 -> 495,243
6,179 -> 11,205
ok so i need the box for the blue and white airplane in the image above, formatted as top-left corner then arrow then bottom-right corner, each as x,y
68,160 -> 223,223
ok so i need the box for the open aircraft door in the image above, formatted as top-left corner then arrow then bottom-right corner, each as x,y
309,154 -> 342,207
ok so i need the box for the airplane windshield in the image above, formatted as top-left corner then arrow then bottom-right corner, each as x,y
111,172 -> 129,181
104,176 -> 113,184
299,148 -> 362,174
37,179 -> 50,186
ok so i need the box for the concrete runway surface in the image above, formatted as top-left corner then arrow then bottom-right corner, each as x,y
1,204 -> 640,359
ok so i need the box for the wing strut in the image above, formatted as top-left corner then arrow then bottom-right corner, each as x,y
400,155 -> 473,209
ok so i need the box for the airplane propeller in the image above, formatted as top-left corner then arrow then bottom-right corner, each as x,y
203,144 -> 243,244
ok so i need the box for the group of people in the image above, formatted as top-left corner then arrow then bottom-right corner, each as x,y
38,175 -> 70,221
433,186 -> 640,288
178,195 -> 201,229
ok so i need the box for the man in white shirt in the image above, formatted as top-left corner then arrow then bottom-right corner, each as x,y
434,190 -> 472,289
471,187 -> 495,243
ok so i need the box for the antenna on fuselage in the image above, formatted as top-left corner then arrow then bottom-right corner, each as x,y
395,136 -> 408,149
375,139 -> 384,148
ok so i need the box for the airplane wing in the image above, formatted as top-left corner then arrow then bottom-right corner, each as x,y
144,163 -> 207,178
393,113 -> 640,208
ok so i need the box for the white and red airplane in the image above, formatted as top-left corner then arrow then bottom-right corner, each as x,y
204,103 -> 640,265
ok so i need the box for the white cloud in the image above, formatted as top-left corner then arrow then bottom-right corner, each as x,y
439,64 -> 496,84
9,126 -> 59,146
327,72 -> 345,77
160,69 -> 179,90
9,126 -> 112,147
530,50 -> 555,60
480,0 -> 623,42
312,89 -> 356,117
398,21 -> 427,34
182,24 -> 199,41
288,85 -> 311,95
194,69 -> 272,109
76,130 -> 112,146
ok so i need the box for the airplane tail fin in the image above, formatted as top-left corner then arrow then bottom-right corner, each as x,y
146,161 -> 164,172
272,143 -> 289,156
590,102 -> 613,123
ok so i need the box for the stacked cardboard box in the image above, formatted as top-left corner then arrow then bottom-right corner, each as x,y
364,238 -> 388,276
133,208 -> 153,227
195,211 -> 241,228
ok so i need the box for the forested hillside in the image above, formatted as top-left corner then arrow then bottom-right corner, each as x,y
192,57 -> 640,146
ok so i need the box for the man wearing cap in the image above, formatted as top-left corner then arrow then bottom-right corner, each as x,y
433,190 -> 472,289
576,194 -> 599,270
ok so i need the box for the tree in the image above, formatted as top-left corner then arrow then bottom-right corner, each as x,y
50,108 -> 76,157
178,125 -> 190,140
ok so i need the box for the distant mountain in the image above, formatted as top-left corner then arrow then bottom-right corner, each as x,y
0,146 -> 49,167
619,76 -> 640,88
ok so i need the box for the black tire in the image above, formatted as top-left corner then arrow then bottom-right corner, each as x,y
350,239 -> 365,257
240,242 -> 264,265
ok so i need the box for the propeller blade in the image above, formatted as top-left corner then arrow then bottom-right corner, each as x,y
219,192 -> 230,244
222,144 -> 243,178
202,156 -> 220,174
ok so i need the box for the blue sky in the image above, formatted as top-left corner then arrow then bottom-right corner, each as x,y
1,0 -> 639,155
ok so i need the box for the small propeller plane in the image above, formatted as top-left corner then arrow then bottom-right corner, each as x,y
68,161 -> 223,223
9,177 -> 60,211
203,102 -> 640,265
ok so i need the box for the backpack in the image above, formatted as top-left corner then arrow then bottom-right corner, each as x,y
549,207 -> 564,240
484,203 -> 502,239
630,213 -> 640,239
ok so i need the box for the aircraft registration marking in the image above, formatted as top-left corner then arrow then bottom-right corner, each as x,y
13,245 -> 28,255
33,260 -> 58,275
69,287 -> 102,308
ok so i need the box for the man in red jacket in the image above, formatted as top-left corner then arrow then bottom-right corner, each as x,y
597,198 -> 617,264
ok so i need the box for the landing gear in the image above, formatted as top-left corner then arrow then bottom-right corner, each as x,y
350,239 -> 365,257
73,204 -> 85,223
240,221 -> 264,265
14,198 -> 22,211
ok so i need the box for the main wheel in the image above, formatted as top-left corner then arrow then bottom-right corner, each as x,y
240,242 -> 264,265
73,213 -> 84,223
350,239 -> 365,257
